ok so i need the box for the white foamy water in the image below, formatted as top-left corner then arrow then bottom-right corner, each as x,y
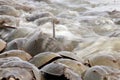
1,0 -> 120,56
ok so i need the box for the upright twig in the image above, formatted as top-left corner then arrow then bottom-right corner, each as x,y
52,19 -> 55,38
52,18 -> 59,38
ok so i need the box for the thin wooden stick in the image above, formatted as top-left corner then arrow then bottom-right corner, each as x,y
52,19 -> 55,38
52,18 -> 59,38
0,21 -> 16,29
0,25 -> 16,29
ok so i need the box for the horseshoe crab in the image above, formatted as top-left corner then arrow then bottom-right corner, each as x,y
0,39 -> 6,52
40,62 -> 82,80
57,51 -> 82,61
26,12 -> 53,22
84,53 -> 117,68
5,27 -> 34,42
83,66 -> 120,80
55,59 -> 88,75
0,26 -> 15,41
29,52 -> 61,68
0,61 -> 40,80
0,57 -> 22,66
108,10 -> 120,19
0,5 -> 20,17
76,37 -> 120,60
5,38 -> 27,51
84,52 -> 120,69
35,17 -> 53,26
0,50 -> 32,61
23,31 -> 63,56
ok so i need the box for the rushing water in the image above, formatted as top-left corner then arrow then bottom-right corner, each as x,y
33,0 -> 120,59
1,0 -> 120,79
1,0 -> 120,59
